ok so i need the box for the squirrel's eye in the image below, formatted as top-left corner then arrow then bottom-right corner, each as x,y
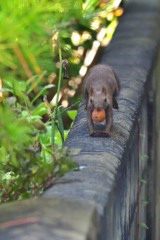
104,98 -> 107,102
90,99 -> 93,103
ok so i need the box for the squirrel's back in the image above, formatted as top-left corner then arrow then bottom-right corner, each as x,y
84,64 -> 119,96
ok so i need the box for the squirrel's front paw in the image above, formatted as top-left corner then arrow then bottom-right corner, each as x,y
102,131 -> 110,137
89,130 -> 99,137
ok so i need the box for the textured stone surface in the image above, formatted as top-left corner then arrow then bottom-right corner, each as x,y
0,198 -> 98,240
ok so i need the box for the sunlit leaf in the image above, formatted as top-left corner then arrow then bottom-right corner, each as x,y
32,102 -> 48,116
67,110 -> 77,121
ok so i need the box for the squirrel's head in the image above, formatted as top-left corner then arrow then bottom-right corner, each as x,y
87,86 -> 111,110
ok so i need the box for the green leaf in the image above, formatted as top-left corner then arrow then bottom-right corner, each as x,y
26,74 -> 45,94
140,200 -> 149,207
2,172 -> 16,181
54,130 -> 63,146
0,87 -> 12,93
140,155 -> 148,161
67,110 -> 77,120
31,84 -> 55,104
140,179 -> 147,184
32,102 -> 48,116
139,223 -> 148,229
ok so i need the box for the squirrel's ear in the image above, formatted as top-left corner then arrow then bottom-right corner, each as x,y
102,86 -> 106,95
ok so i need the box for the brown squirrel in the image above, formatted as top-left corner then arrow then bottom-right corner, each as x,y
83,64 -> 119,137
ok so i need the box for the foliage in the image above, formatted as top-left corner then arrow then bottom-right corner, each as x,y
0,0 -> 123,202
0,0 -> 122,101
0,85 -> 76,203
139,223 -> 148,230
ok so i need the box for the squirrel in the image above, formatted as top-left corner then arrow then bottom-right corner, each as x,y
83,64 -> 119,137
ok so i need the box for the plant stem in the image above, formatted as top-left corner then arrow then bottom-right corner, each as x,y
55,46 -> 63,111
51,42 -> 63,146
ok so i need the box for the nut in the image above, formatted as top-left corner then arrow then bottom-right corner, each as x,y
92,109 -> 106,122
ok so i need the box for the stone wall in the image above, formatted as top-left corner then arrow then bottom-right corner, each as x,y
155,48 -> 160,240
43,2 -> 160,240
